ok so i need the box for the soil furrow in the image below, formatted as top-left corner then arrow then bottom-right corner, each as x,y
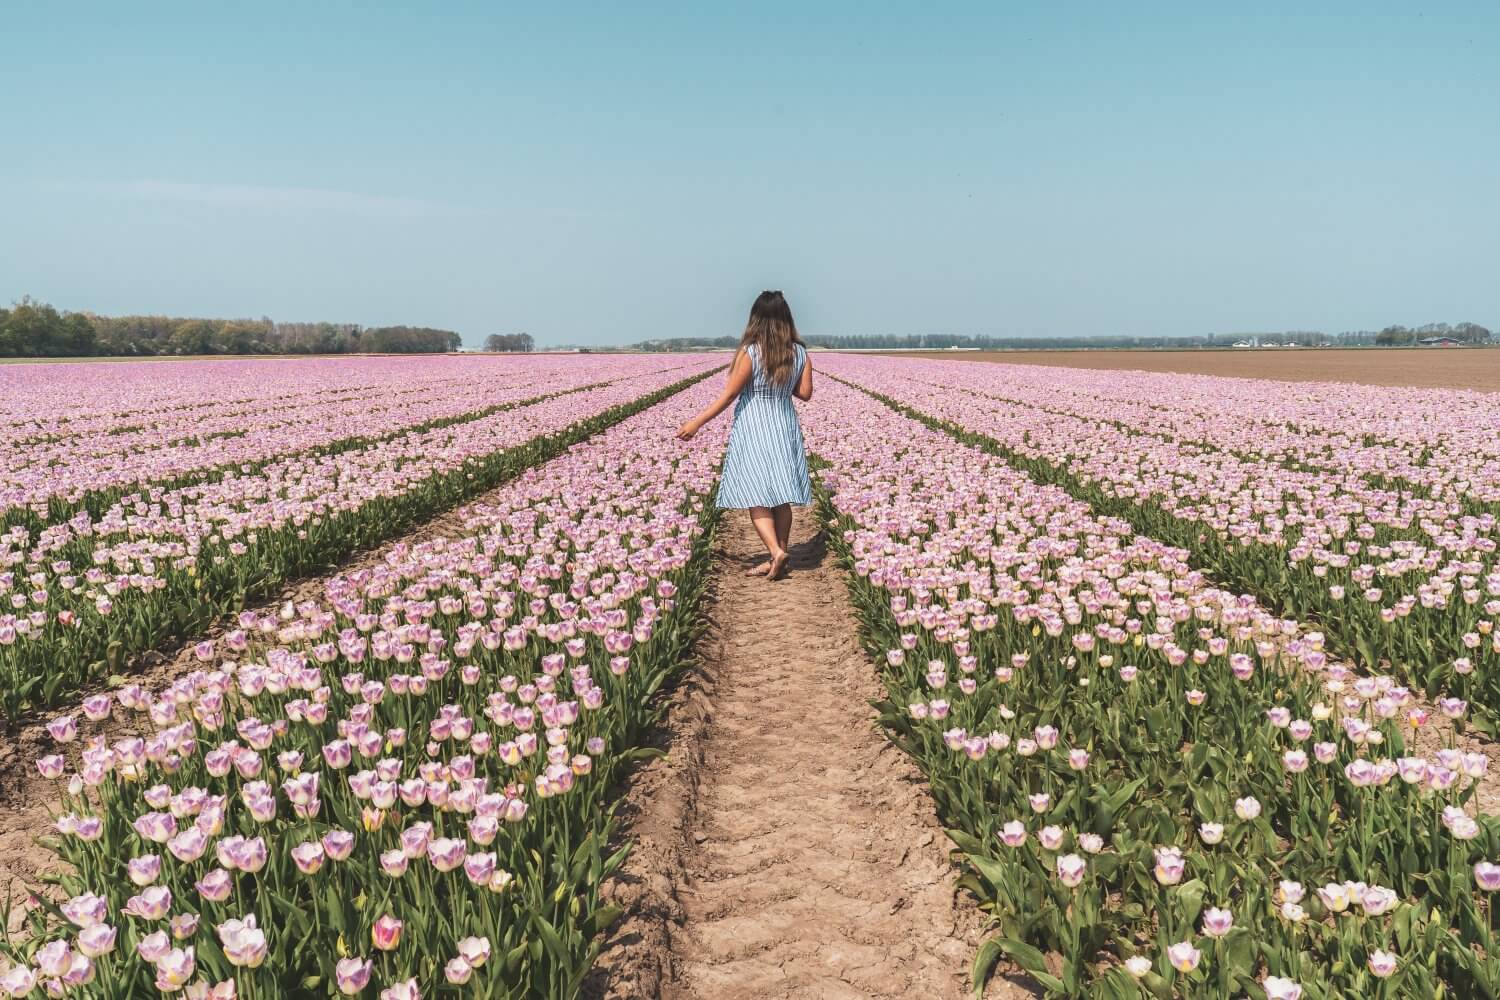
588,514 -> 1036,999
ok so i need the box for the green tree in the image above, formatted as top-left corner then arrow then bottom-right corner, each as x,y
484,333 -> 534,352
168,320 -> 216,354
213,320 -> 264,354
1,298 -> 65,356
58,312 -> 98,355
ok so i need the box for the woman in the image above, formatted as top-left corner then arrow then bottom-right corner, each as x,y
676,290 -> 813,579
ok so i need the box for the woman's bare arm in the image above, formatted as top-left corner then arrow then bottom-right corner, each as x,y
793,354 -> 813,401
676,350 -> 752,440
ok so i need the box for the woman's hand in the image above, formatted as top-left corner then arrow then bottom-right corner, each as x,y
674,351 -> 750,443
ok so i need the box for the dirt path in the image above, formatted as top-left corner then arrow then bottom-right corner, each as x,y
589,514 -> 1033,1000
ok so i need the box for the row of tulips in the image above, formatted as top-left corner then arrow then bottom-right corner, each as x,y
800,375 -> 1500,999
0,356 -> 650,439
862,360 -> 1500,511
1,356 -> 699,531
0,360 -> 720,719
815,355 -> 1500,732
3,379 -> 730,998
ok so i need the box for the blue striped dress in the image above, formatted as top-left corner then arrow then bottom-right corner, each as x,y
715,343 -> 812,509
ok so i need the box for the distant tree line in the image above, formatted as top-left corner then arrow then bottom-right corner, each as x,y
1372,322 -> 1492,346
631,324 -> 1493,352
483,333 -> 535,352
0,297 -> 463,357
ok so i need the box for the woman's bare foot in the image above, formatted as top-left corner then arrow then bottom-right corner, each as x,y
767,550 -> 790,580
744,560 -> 770,577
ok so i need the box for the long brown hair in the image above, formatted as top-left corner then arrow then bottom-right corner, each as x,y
739,290 -> 804,387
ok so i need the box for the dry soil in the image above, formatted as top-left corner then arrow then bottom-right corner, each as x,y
587,514 -> 1035,1000
868,347 -> 1500,391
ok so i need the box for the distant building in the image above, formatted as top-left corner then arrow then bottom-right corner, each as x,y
1419,336 -> 1461,347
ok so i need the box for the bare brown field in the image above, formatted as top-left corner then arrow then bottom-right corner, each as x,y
866,347 -> 1500,391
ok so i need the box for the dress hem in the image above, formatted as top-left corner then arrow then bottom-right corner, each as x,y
715,497 -> 813,510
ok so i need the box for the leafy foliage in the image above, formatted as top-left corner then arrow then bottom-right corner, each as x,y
0,299 -> 463,357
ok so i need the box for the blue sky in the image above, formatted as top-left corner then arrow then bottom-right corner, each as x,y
2,2 -> 1496,346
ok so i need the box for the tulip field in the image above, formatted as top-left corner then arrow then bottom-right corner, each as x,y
3,358 -> 729,998
0,356 -> 714,719
802,364 -> 1500,999
5,352 -> 1500,999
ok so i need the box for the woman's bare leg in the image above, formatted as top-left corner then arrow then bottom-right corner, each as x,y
747,507 -> 786,576
761,504 -> 791,579
773,504 -> 792,556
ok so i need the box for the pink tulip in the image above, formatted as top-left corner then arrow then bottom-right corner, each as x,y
124,885 -> 172,920
35,940 -> 71,978
154,946 -> 196,991
381,979 -> 422,1000
62,894 -> 108,929
0,966 -> 37,996
46,716 -> 77,743
127,855 -> 162,886
1201,906 -> 1233,937
291,841 -> 325,875
1148,848 -> 1183,889
322,829 -> 355,860
1055,854 -> 1086,887
137,931 -> 171,963
1475,862 -> 1500,891
371,913 -> 403,951
1263,977 -> 1302,1000
445,956 -> 474,984
196,868 -> 233,903
1316,883 -> 1350,912
1167,941 -> 1200,973
1362,886 -> 1398,916
456,936 -> 491,967
217,915 -> 267,968
335,958 -> 373,995
77,923 -> 117,958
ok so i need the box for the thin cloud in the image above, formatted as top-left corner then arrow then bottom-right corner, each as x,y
55,178 -> 448,219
